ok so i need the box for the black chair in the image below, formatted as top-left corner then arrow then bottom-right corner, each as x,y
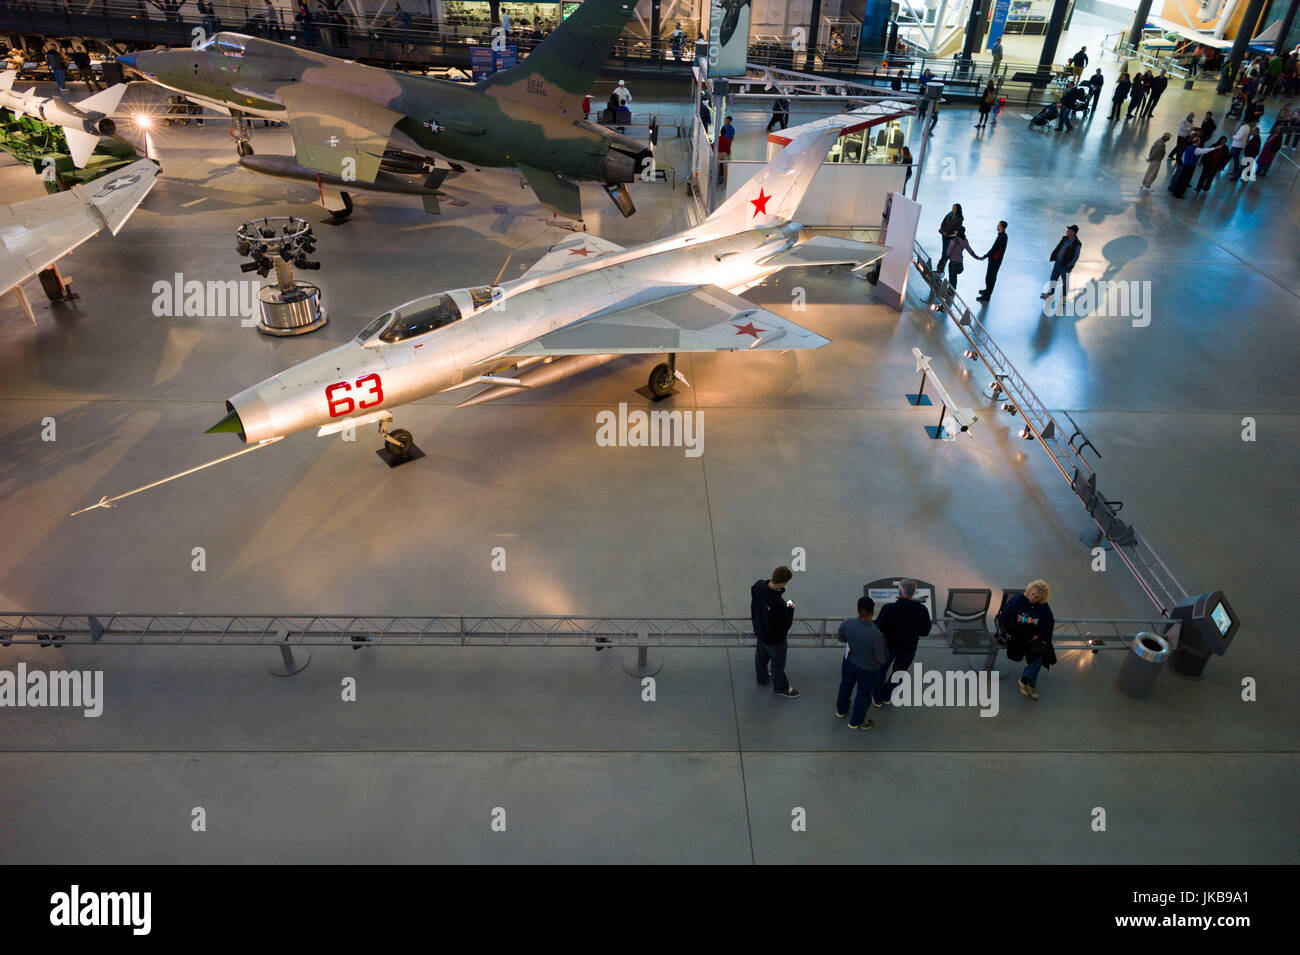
994,589 -> 1024,646
942,588 -> 993,655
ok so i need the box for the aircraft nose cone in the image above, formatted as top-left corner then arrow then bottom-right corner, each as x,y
205,407 -> 243,435
115,54 -> 137,70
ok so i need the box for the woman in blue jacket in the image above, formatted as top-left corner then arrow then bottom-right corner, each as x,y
998,579 -> 1056,700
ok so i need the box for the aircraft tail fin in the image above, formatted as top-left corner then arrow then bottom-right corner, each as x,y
699,126 -> 842,234
476,0 -> 637,117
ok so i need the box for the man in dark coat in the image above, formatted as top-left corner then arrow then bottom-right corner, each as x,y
976,220 -> 1007,301
1086,68 -> 1104,113
1126,71 -> 1149,119
871,579 -> 932,707
766,96 -> 790,132
1142,69 -> 1168,117
1108,72 -> 1131,120
1041,224 -> 1081,303
751,566 -> 799,698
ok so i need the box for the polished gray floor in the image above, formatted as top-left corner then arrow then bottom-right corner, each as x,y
0,65 -> 1296,863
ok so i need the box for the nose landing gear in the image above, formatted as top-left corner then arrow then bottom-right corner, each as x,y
231,113 -> 254,156
376,418 -> 424,467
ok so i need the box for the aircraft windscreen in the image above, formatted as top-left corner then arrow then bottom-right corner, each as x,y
378,295 -> 463,343
467,287 -> 497,311
215,34 -> 247,57
354,312 -> 391,343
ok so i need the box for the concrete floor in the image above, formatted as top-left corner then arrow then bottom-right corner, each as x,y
0,67 -> 1297,863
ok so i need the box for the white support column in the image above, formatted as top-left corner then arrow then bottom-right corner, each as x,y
929,0 -> 952,55
1214,0 -> 1242,38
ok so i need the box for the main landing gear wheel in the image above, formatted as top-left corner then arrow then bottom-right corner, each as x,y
236,140 -> 254,157
330,191 -> 354,223
648,362 -> 675,397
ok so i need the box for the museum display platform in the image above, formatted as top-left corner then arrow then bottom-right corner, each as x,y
0,78 -> 1296,863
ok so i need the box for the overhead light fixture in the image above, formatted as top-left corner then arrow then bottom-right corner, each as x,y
1019,425 -> 1035,440
1001,402 -> 1017,415
133,113 -> 152,129
963,349 -> 978,360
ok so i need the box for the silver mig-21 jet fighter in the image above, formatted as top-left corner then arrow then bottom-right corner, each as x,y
204,126 -> 887,463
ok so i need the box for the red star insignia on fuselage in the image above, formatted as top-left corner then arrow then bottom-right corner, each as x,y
733,321 -> 766,339
568,246 -> 594,256
750,189 -> 771,217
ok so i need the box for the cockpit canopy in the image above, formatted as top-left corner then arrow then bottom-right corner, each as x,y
354,287 -> 497,345
197,32 -> 249,57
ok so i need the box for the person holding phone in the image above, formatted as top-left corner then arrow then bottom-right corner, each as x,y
751,566 -> 799,698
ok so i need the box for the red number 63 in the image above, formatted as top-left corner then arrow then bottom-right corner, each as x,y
326,373 -> 384,418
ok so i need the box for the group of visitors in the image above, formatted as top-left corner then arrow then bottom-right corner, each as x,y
933,204 -> 1008,301
751,569 -> 1057,728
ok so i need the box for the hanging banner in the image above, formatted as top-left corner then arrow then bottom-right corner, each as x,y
707,0 -> 752,78
987,0 -> 1012,50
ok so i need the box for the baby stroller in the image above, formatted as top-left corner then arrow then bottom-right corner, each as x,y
1030,102 -> 1059,128
1226,93 -> 1246,121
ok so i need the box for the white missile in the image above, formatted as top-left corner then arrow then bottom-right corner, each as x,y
912,347 -> 977,438
0,70 -> 128,167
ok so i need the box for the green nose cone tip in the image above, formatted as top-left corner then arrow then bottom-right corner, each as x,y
205,408 -> 242,434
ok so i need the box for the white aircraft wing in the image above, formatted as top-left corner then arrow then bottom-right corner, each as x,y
1,159 -> 159,307
1144,16 -> 1234,50
521,233 -> 626,277
504,284 -> 830,356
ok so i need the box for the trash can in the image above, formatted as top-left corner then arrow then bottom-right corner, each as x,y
101,60 -> 125,86
1116,631 -> 1171,699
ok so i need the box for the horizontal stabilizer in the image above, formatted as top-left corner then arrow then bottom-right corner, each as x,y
76,158 -> 160,235
760,235 -> 890,270
518,164 -> 583,220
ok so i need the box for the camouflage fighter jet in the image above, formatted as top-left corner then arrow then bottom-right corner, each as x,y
118,0 -> 651,221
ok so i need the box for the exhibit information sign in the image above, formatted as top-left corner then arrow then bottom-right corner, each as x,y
987,0 -> 1012,50
470,45 -> 518,81
708,0 -> 752,78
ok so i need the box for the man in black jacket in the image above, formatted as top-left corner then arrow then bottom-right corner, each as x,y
751,566 -> 799,698
976,220 -> 1007,301
871,579 -> 932,706
1086,68 -> 1104,114
1142,69 -> 1168,118
1041,224 -> 1081,305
